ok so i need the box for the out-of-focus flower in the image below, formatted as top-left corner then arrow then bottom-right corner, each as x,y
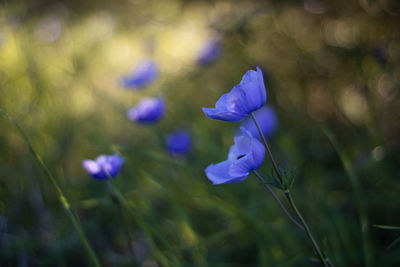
372,45 -> 387,64
196,40 -> 222,65
166,130 -> 191,155
127,96 -> 165,124
240,106 -> 277,139
83,153 -> 124,180
205,129 -> 265,185
121,60 -> 159,90
202,67 -> 266,122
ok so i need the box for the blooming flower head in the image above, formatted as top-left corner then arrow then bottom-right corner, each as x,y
166,130 -> 191,156
202,67 -> 266,122
121,60 -> 159,90
127,96 -> 166,124
205,129 -> 265,185
83,153 -> 124,180
196,40 -> 222,65
240,106 -> 277,140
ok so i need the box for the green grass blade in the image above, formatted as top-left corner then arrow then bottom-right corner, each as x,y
373,224 -> 400,231
321,125 -> 373,267
0,108 -> 101,267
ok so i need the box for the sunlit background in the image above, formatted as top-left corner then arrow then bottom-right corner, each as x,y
1,0 -> 399,266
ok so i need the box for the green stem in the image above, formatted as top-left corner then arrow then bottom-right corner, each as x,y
250,113 -> 283,184
285,191 -> 329,267
0,108 -> 101,267
253,171 -> 304,232
250,112 -> 332,267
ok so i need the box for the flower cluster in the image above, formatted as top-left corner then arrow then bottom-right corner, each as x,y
203,67 -> 273,184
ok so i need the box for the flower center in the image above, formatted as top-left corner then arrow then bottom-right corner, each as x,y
237,154 -> 246,160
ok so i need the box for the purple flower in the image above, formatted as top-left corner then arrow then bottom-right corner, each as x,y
196,40 -> 222,65
240,106 -> 277,139
83,153 -> 124,180
127,96 -> 166,124
121,60 -> 159,90
202,67 -> 266,122
166,130 -> 191,155
205,129 -> 265,185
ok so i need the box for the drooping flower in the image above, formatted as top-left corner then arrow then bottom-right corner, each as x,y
196,40 -> 222,65
240,106 -> 277,140
202,67 -> 266,122
127,96 -> 166,124
83,153 -> 124,180
166,130 -> 191,155
121,60 -> 159,90
205,129 -> 265,185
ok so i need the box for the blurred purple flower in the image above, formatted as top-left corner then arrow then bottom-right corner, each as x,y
166,130 -> 191,155
83,153 -> 124,180
127,96 -> 165,124
121,60 -> 159,90
202,67 -> 266,122
196,40 -> 222,65
240,106 -> 277,139
372,45 -> 387,64
205,129 -> 265,185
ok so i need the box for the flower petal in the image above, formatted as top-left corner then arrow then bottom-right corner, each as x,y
197,40 -> 221,65
121,60 -> 159,90
106,153 -> 125,177
82,160 -> 100,175
202,67 -> 266,122
202,86 -> 249,122
249,136 -> 265,170
166,130 -> 191,155
240,106 -> 277,139
205,160 -> 247,185
239,67 -> 267,113
127,97 -> 166,124
227,130 -> 265,177
83,153 -> 125,180
202,107 -> 247,122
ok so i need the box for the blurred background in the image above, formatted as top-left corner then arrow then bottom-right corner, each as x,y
0,0 -> 399,266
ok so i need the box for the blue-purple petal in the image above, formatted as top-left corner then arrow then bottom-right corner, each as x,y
121,60 -> 159,90
240,106 -> 277,139
83,153 -> 124,180
197,40 -> 222,65
127,97 -> 166,124
240,67 -> 267,113
202,108 -> 247,122
166,130 -> 191,155
205,160 -> 247,185
249,136 -> 265,170
205,130 -> 265,185
202,67 -> 267,122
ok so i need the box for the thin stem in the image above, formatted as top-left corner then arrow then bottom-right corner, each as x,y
0,108 -> 101,267
253,171 -> 304,232
250,112 -> 283,184
250,112 -> 332,267
106,181 -> 135,259
286,191 -> 329,267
